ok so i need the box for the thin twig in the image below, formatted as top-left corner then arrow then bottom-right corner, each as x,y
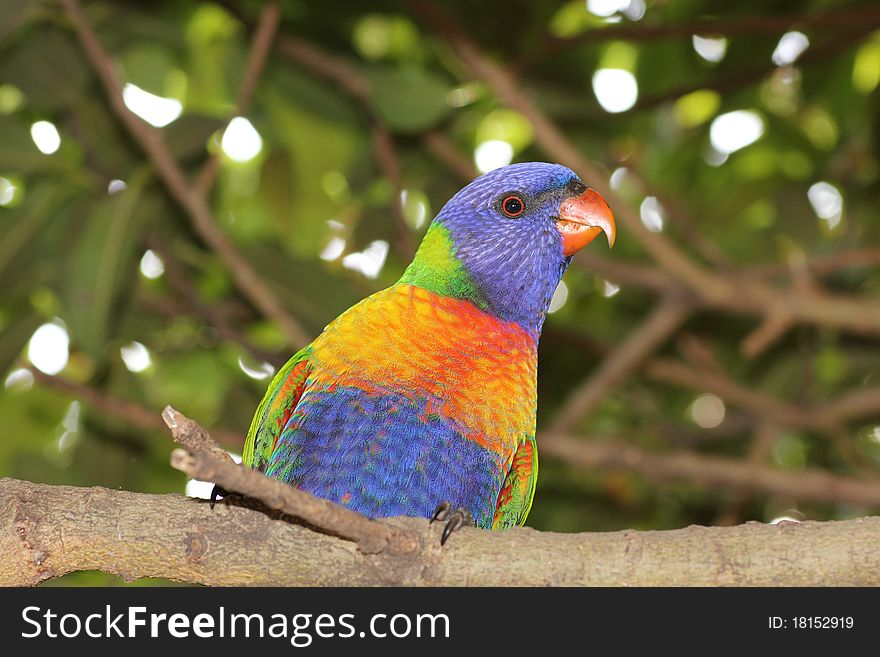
410,1 -> 880,338
163,410 -> 412,554
146,236 -> 284,367
59,0 -> 310,347
539,434 -> 880,508
550,295 -> 693,433
371,124 -> 417,259
645,358 -> 880,430
422,130 -> 477,182
162,406 -> 235,464
194,1 -> 281,195
28,368 -> 242,446
516,5 -> 880,70
740,313 -> 793,358
274,30 -> 478,190
616,24 -> 880,117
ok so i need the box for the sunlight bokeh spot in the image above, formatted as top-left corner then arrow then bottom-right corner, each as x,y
602,280 -> 621,298
237,356 -> 275,381
122,83 -> 182,127
4,368 -> 33,391
692,35 -> 727,63
587,0 -> 628,17
30,121 -> 61,154
547,281 -> 569,314
474,140 -> 514,174
342,240 -> 389,279
139,250 -> 165,279
221,117 -> 263,162
401,189 -> 430,230
772,31 -> 809,66
120,341 -> 152,373
592,69 -> 638,113
0,176 -> 17,206
609,167 -> 629,191
639,196 -> 665,233
807,181 -> 843,230
710,110 -> 765,154
320,236 -> 347,261
27,321 -> 69,375
688,393 -> 726,429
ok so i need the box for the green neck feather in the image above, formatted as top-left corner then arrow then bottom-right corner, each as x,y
399,223 -> 488,309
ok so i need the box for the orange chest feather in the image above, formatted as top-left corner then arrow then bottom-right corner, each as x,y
309,284 -> 538,454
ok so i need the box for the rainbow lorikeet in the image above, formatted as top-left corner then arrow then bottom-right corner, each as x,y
231,162 -> 615,541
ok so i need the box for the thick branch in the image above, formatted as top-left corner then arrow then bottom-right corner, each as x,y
3,477 -> 880,586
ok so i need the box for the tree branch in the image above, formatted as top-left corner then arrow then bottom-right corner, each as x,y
411,1 -> 880,338
162,407 -> 413,554
550,294 -> 693,432
3,476 -> 880,586
193,1 -> 281,194
617,23 -> 879,117
516,5 -> 880,70
58,0 -> 310,347
539,434 -> 880,508
371,123 -> 417,260
644,358 -> 880,431
3,407 -> 880,586
27,369 -> 243,447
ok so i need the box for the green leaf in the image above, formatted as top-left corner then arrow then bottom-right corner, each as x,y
0,184 -> 67,282
263,89 -> 362,256
367,67 -> 452,133
61,169 -> 152,360
0,28 -> 89,111
148,350 -> 232,425
70,96 -> 141,176
0,309 -> 42,378
120,44 -> 178,96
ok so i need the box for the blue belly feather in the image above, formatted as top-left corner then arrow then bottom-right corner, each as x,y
266,385 -> 505,528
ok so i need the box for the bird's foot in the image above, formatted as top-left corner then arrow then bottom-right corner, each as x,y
430,502 -> 474,546
209,484 -> 231,509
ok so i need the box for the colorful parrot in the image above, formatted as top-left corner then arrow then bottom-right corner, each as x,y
228,162 -> 615,542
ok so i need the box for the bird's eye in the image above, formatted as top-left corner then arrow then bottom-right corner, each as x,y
501,194 -> 525,217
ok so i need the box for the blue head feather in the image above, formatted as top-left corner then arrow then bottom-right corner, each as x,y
433,162 -> 583,336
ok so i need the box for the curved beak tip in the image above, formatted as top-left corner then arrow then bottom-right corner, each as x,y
557,188 -> 617,256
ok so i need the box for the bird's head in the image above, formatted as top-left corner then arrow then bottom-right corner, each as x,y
400,162 -> 616,336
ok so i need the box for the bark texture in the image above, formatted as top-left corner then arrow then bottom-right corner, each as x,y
2,477 -> 878,586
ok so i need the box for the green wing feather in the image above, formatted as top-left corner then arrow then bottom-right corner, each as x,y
491,436 -> 538,530
242,346 -> 312,471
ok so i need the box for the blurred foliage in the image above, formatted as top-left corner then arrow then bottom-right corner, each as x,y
1,0 -> 880,585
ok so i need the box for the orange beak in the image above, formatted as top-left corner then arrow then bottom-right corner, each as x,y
556,188 -> 616,256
